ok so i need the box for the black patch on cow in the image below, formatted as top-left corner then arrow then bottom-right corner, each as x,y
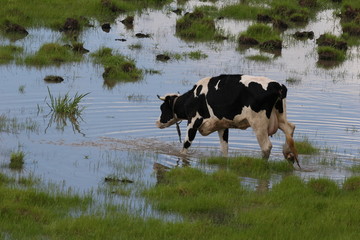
195,85 -> 202,96
184,141 -> 191,149
188,118 -> 203,141
223,128 -> 229,143
274,84 -> 287,113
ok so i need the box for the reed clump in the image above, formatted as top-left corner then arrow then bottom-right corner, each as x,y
9,150 -> 25,170
90,47 -> 143,87
24,43 -> 82,66
0,45 -> 23,64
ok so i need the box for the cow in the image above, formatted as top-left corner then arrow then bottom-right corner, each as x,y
156,74 -> 299,167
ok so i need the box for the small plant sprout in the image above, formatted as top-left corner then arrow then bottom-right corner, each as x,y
18,85 -> 25,93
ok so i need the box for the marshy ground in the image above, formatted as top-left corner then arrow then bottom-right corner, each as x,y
1,0 -> 360,238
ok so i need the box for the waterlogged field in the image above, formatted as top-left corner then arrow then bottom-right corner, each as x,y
1,0 -> 360,238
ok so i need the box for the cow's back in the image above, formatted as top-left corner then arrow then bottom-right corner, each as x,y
194,74 -> 283,120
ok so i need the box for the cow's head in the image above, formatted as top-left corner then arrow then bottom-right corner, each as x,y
156,94 -> 179,129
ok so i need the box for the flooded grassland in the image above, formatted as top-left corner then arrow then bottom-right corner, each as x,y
1,0 -> 360,235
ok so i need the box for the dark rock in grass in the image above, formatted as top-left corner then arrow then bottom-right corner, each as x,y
343,24 -> 360,36
294,31 -> 314,39
341,5 -> 360,21
60,18 -> 80,32
135,33 -> 151,38
214,34 -> 228,41
3,21 -> 28,35
115,38 -> 127,42
260,40 -> 282,50
101,0 -> 124,13
290,13 -> 308,23
121,62 -> 136,72
299,0 -> 317,7
44,75 -> 64,83
172,8 -> 182,15
257,14 -> 272,23
186,10 -> 204,19
238,36 -> 259,46
272,19 -> 288,30
156,54 -> 170,61
103,67 -> 113,79
72,42 -> 89,54
101,23 -> 111,32
120,16 -> 134,29
104,177 -> 133,183
316,34 -> 348,50
318,49 -> 341,61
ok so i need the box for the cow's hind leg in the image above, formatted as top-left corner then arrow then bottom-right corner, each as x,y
279,120 -> 300,167
181,117 -> 203,155
218,128 -> 229,157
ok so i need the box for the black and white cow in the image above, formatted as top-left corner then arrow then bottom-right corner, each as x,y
156,74 -> 299,166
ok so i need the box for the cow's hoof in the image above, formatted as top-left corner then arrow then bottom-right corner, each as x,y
285,153 -> 295,164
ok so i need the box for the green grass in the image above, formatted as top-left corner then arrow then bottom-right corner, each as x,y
24,43 -> 82,66
176,8 -> 224,42
219,3 -> 266,20
240,23 -> 281,43
295,138 -> 320,154
0,45 -> 23,64
0,0 -> 172,31
9,150 -> 25,170
144,167 -> 360,239
90,47 -> 143,87
246,54 -> 272,62
3,163 -> 360,239
202,156 -> 294,179
239,23 -> 282,51
184,50 -> 208,60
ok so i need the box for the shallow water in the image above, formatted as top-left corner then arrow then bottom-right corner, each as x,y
0,3 -> 360,216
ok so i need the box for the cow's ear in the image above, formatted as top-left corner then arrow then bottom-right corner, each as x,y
157,95 -> 165,101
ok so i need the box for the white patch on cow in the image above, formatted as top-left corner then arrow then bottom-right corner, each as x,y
240,75 -> 275,90
214,80 -> 220,90
195,77 -> 211,96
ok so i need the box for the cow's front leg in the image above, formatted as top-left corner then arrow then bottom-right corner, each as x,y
218,128 -> 229,157
181,117 -> 203,155
253,126 -> 272,159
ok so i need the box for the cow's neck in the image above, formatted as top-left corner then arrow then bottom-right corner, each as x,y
173,91 -> 191,120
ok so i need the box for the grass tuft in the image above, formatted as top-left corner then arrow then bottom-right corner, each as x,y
295,138 -> 320,154
46,87 -> 89,116
317,46 -> 346,61
239,23 -> 282,51
343,176 -> 360,191
202,156 -> 293,178
246,54 -> 272,62
9,150 -> 25,170
90,47 -> 143,88
176,8 -> 224,42
307,178 -> 340,196
0,45 -> 23,64
24,43 -> 82,66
